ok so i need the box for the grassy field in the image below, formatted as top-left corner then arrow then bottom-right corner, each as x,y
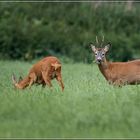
0,60 -> 140,138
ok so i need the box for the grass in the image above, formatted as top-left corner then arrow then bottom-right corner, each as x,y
0,60 -> 140,138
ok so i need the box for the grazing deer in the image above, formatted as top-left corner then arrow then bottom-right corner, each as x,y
12,56 -> 64,91
90,36 -> 140,86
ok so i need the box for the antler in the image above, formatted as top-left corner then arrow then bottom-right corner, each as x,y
96,36 -> 99,45
102,35 -> 104,42
101,35 -> 104,47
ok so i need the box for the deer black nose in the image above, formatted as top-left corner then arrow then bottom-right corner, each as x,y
97,58 -> 102,62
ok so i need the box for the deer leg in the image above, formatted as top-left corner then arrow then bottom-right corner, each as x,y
28,79 -> 34,88
42,71 -> 52,88
56,74 -> 64,91
28,73 -> 37,88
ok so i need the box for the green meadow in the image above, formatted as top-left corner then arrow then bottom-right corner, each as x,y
0,60 -> 140,138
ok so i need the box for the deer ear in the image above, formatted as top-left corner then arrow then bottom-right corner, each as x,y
18,76 -> 23,82
12,74 -> 17,84
90,44 -> 96,52
104,43 -> 111,52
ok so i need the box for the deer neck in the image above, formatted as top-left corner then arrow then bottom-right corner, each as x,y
98,58 -> 110,80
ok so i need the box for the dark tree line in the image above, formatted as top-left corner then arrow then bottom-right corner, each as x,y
0,2 -> 140,63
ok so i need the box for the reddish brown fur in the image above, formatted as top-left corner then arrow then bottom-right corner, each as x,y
98,59 -> 140,86
91,44 -> 140,86
12,56 -> 64,91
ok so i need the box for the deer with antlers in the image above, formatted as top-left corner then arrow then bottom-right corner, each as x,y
12,56 -> 64,91
90,36 -> 140,86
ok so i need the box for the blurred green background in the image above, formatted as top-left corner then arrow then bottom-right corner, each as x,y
0,2 -> 140,62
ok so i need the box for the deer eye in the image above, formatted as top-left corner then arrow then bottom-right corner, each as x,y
102,53 -> 105,56
95,52 -> 98,56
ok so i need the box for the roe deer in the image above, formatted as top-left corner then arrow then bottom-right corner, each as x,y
12,56 -> 64,91
90,36 -> 140,86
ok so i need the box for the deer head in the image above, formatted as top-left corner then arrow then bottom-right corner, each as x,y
12,74 -> 24,89
90,36 -> 111,64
